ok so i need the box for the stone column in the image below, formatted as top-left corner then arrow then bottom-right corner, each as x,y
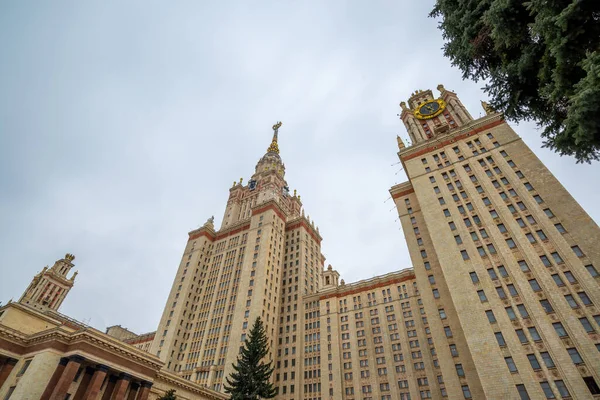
49,355 -> 85,400
126,382 -> 139,400
40,357 -> 70,400
100,375 -> 118,400
136,382 -> 153,400
82,364 -> 109,400
0,357 -> 18,389
73,366 -> 95,400
111,373 -> 131,400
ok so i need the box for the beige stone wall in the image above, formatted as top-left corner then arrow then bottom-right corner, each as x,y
393,110 -> 600,399
0,305 -> 60,335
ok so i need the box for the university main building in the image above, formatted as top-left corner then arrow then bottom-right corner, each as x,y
1,86 -> 599,399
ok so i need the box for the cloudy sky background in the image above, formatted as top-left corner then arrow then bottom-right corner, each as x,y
1,1 -> 598,335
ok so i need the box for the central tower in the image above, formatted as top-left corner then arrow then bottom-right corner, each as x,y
150,123 -> 325,396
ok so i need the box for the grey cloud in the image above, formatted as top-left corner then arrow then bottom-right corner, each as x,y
1,1 -> 598,334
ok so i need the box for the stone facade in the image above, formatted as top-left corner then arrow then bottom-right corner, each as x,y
0,256 -> 226,400
391,86 -> 600,399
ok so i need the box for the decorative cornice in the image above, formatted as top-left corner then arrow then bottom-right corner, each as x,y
252,200 -> 287,222
286,216 -> 322,244
314,269 -> 415,301
390,184 -> 415,200
156,369 -> 228,400
0,304 -> 164,375
399,114 -> 504,161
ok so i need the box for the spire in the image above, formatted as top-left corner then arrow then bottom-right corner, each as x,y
267,121 -> 282,154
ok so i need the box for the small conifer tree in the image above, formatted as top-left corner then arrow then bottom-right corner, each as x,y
158,389 -> 177,400
224,317 -> 277,399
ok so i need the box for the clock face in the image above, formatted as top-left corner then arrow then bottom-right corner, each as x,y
414,99 -> 446,119
419,101 -> 440,116
249,180 -> 257,190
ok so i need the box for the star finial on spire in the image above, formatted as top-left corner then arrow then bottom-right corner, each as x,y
267,121 -> 282,154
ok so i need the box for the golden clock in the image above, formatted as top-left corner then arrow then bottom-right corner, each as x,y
414,99 -> 446,120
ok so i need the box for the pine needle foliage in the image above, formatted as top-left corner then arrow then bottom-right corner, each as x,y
158,389 -> 177,400
431,0 -> 600,163
224,317 -> 277,400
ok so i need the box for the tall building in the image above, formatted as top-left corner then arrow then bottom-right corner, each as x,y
149,85 -> 600,400
150,121 -> 325,395
391,85 -> 600,399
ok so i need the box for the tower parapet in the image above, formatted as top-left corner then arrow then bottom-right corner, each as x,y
19,253 -> 77,311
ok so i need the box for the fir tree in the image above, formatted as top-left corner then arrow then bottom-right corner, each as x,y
158,389 -> 177,400
224,317 -> 277,400
430,0 -> 600,163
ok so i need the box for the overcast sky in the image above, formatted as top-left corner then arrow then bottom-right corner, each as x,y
1,1 -> 598,335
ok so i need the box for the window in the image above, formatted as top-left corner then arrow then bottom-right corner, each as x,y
496,287 -> 507,299
477,290 -> 487,302
567,347 -> 583,364
528,279 -> 541,292
507,284 -> 518,297
444,326 -> 453,337
498,223 -> 507,233
533,195 -> 543,204
516,384 -> 530,400
444,344 -> 457,358
429,176 -> 436,183
479,228 -> 489,238
443,209 -> 451,217
506,238 -> 517,249
432,289 -> 440,299
551,252 -> 564,264
449,221 -> 457,231
498,265 -> 508,277
487,268 -> 498,280
518,260 -> 530,272
485,310 -> 496,323
565,294 -> 578,309
540,299 -> 553,314
586,264 -> 599,277
454,235 -> 463,245
553,322 -> 568,338
526,233 -> 536,243
496,332 -> 507,347
528,327 -> 541,341
455,364 -> 465,377
527,354 -> 541,370
515,329 -> 528,344
540,255 -> 552,267
554,380 -> 570,398
540,382 -> 555,399
579,292 -> 593,306
517,304 -> 529,318
540,352 -> 555,368
583,377 -> 600,395
506,306 -> 517,320
461,250 -> 470,260
439,309 -> 447,319
462,385 -> 472,399
487,244 -> 497,254
554,223 -> 566,233
572,246 -> 584,257
536,230 -> 547,241
478,247 -> 486,257
564,271 -> 577,284
505,356 -> 517,372
580,317 -> 595,333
